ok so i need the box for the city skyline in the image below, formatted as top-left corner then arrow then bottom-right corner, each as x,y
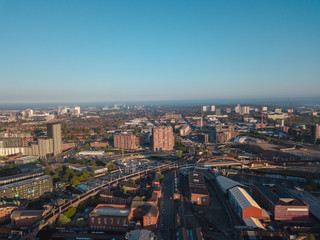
1,0 -> 320,103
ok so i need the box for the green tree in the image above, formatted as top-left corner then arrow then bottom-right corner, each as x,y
122,186 -> 128,194
62,174 -> 69,182
106,161 -> 115,172
64,207 -> 76,218
129,179 -> 136,184
44,167 -> 51,175
175,150 -> 183,158
304,185 -> 313,192
306,234 -> 315,240
159,174 -> 164,182
91,167 -> 95,177
57,214 -> 71,226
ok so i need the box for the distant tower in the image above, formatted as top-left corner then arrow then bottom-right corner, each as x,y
47,123 -> 62,156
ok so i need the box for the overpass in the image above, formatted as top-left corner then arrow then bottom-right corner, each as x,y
197,156 -> 243,168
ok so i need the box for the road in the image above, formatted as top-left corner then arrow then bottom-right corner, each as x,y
162,172 -> 176,240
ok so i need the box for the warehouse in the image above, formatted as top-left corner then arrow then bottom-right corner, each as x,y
216,175 -> 246,194
229,186 -> 262,219
252,184 -> 309,222
188,171 -> 209,206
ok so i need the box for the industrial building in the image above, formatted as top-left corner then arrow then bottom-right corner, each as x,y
252,184 -> 309,222
89,204 -> 133,231
229,186 -> 262,220
216,176 -> 246,194
0,175 -> 53,200
188,172 -> 209,206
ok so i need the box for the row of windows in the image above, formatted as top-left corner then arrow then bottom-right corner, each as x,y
91,217 -> 128,226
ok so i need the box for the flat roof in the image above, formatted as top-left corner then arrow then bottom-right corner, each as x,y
0,175 -> 51,191
15,155 -> 38,161
11,210 -> 44,218
91,206 -> 131,217
229,187 -> 261,210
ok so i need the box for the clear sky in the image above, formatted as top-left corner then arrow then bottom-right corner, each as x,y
0,0 -> 319,103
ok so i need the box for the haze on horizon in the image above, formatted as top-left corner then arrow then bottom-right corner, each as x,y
0,0 -> 319,104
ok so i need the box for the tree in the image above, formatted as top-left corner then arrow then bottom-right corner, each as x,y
306,234 -> 315,240
64,207 -> 76,218
57,214 -> 71,226
129,179 -> 136,185
44,167 -> 51,175
122,186 -> 128,194
175,150 -> 183,158
107,161 -> 115,172
62,174 -> 69,182
304,185 -> 313,192
159,174 -> 164,182
71,176 -> 80,186
91,167 -> 95,177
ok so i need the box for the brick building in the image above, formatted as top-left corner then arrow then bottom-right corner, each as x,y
90,142 -> 110,148
100,189 -> 132,205
121,182 -> 141,194
131,198 -> 159,230
252,184 -> 309,222
11,210 -> 44,228
114,134 -> 137,150
89,204 -> 133,231
188,172 -> 209,206
152,126 -> 174,151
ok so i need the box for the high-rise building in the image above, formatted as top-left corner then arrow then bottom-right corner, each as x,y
311,124 -> 320,140
152,126 -> 174,151
46,123 -> 62,156
210,105 -> 215,112
240,106 -> 250,115
226,108 -> 232,114
38,137 -> 53,159
202,106 -> 207,112
235,104 -> 240,113
114,134 -> 137,150
74,106 -> 81,116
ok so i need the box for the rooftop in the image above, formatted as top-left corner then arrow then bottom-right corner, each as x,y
229,187 -> 261,210
216,176 -> 246,192
90,205 -> 131,217
0,175 -> 51,191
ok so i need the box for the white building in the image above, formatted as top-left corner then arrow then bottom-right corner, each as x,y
210,105 -> 216,112
202,106 -> 208,112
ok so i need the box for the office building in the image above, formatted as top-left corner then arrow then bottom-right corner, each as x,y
152,126 -> 174,151
210,105 -> 215,112
198,133 -> 210,143
114,134 -> 137,150
46,123 -> 62,156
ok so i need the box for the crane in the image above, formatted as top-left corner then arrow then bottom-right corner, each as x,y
261,107 -> 264,128
289,98 -> 293,128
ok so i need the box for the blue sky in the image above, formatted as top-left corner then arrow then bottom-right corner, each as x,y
0,0 -> 319,103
